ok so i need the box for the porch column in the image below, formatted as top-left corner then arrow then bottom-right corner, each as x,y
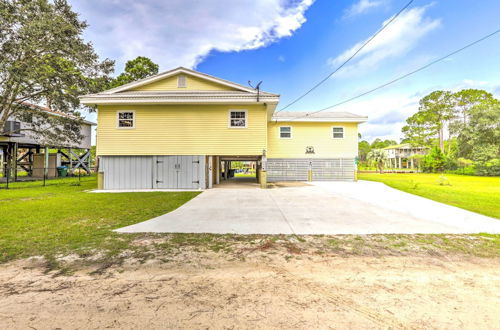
215,157 -> 220,184
208,156 -> 213,188
44,146 -> 49,179
260,149 -> 267,189
1,145 -> 7,177
13,143 -> 18,181
68,148 -> 73,172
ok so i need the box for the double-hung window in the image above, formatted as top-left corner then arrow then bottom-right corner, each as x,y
279,126 -> 292,138
332,126 -> 344,139
229,110 -> 247,128
117,111 -> 135,128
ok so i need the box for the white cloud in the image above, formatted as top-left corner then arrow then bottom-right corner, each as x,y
328,5 -> 440,77
72,0 -> 314,71
343,0 -> 386,18
328,93 -> 420,142
331,79 -> 500,143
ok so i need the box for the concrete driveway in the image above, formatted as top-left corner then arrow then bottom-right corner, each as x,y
116,181 -> 500,235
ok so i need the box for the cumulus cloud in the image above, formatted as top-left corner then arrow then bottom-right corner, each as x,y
328,5 -> 440,77
343,0 -> 386,18
71,0 -> 314,71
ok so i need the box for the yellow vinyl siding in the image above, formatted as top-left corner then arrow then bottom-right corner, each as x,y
267,121 -> 358,158
96,104 -> 267,156
131,74 -> 237,91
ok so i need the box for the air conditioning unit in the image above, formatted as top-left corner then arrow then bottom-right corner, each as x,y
2,121 -> 23,137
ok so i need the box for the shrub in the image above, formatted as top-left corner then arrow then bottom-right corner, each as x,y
474,159 -> 500,176
422,147 -> 447,173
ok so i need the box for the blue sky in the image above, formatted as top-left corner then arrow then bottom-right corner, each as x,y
71,0 -> 500,143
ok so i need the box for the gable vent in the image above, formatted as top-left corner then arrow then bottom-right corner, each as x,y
177,75 -> 187,88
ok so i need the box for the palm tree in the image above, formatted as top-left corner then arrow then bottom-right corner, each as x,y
367,149 -> 388,173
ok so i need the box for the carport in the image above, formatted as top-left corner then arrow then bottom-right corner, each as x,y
211,155 -> 261,187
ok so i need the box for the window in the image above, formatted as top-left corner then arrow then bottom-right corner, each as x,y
117,111 -> 135,128
229,110 -> 247,128
279,126 -> 292,138
177,75 -> 186,88
332,127 -> 344,139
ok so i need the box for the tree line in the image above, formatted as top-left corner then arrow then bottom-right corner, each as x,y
359,89 -> 500,176
402,89 -> 499,175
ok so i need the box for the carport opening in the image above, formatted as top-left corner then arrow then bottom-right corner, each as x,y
228,161 -> 257,182
216,157 -> 261,187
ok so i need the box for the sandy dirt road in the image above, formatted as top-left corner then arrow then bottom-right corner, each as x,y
1,253 -> 499,329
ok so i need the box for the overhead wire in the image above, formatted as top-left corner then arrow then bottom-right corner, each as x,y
282,28 -> 500,121
276,0 -> 415,113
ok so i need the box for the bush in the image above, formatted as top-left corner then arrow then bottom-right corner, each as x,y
446,166 -> 476,176
474,159 -> 500,176
422,147 -> 447,173
446,158 -> 500,176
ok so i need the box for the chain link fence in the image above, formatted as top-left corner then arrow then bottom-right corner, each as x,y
0,166 -> 96,189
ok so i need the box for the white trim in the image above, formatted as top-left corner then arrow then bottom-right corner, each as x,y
116,110 -> 135,129
228,109 -> 248,128
279,126 -> 292,139
102,67 -> 259,94
80,96 -> 279,105
273,117 -> 367,123
332,126 -> 344,139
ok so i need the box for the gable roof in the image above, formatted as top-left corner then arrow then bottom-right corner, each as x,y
20,102 -> 95,126
102,67 -> 274,95
272,111 -> 368,123
80,67 -> 280,106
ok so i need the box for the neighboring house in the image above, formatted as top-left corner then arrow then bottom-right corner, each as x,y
383,143 -> 428,169
1,103 -> 94,179
80,67 -> 367,190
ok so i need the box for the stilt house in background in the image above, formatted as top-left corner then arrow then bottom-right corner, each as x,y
383,143 -> 428,169
0,103 -> 94,181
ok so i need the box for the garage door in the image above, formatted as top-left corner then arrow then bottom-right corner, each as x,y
100,155 -> 205,190
267,158 -> 355,182
154,155 -> 205,189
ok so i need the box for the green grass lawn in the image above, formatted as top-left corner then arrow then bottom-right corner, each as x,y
0,176 -> 200,264
358,173 -> 500,219
1,174 -> 498,270
234,172 -> 256,178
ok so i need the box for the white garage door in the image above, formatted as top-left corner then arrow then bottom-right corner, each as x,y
154,155 -> 204,189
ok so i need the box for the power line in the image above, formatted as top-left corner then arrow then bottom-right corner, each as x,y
276,0 -> 415,113
284,28 -> 500,121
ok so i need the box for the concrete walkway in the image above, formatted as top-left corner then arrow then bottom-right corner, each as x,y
116,181 -> 500,235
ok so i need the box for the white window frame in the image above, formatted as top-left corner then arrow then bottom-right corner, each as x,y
332,126 -> 344,139
279,126 -> 292,139
228,110 -> 248,128
177,75 -> 187,88
116,110 -> 135,129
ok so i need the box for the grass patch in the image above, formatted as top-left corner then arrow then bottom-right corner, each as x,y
234,172 -> 256,178
0,176 -> 200,264
1,176 -> 498,273
358,173 -> 500,219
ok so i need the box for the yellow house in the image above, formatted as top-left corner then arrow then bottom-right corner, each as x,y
80,67 -> 367,190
